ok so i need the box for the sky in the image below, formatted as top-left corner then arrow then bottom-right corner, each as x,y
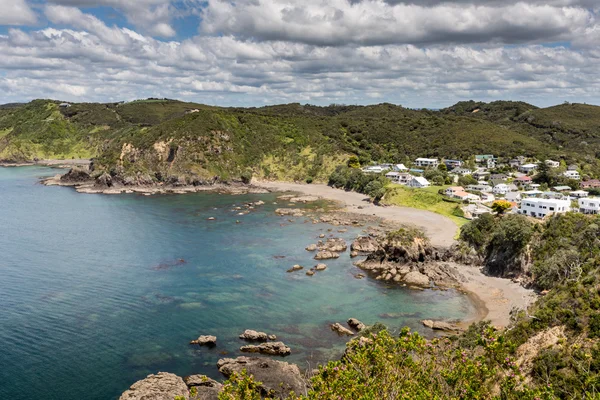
0,0 -> 599,108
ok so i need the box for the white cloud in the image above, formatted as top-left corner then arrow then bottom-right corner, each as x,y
0,0 -> 37,25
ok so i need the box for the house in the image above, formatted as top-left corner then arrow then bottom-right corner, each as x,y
570,190 -> 589,198
563,170 -> 581,180
490,179 -> 506,187
519,198 -> 571,218
579,198 -> 600,215
445,186 -> 465,197
568,164 -> 579,171
466,184 -> 492,193
493,184 -> 510,195
490,174 -> 508,181
393,164 -> 409,172
519,163 -> 538,174
362,166 -> 386,174
407,177 -> 430,188
451,168 -> 472,176
444,159 -> 463,169
475,155 -> 496,168
581,179 -> 600,189
514,176 -> 533,186
455,192 -> 480,202
527,183 -> 541,190
505,192 -> 522,202
473,170 -> 490,180
507,184 -> 519,192
545,160 -> 560,168
59,103 -> 71,108
480,193 -> 495,203
522,190 -> 544,198
553,186 -> 573,192
509,159 -> 521,168
386,172 -> 412,185
414,158 -> 439,168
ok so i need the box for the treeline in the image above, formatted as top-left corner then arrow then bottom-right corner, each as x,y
328,165 -> 388,202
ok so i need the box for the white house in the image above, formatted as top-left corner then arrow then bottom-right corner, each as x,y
545,160 -> 560,168
393,164 -> 409,172
493,184 -> 510,195
563,170 -> 581,180
579,198 -> 600,215
466,184 -> 493,193
519,198 -> 571,218
480,193 -> 496,203
407,177 -> 431,188
451,168 -> 472,176
414,158 -> 439,168
362,165 -> 386,174
519,163 -> 538,174
386,172 -> 412,185
570,190 -> 589,198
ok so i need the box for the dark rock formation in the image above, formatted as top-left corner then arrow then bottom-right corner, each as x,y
217,356 -> 306,398
347,318 -> 366,331
60,168 -> 90,183
184,375 -> 223,400
351,236 -> 379,253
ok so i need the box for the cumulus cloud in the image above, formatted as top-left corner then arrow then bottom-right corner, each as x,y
0,0 -> 37,25
200,0 -> 596,46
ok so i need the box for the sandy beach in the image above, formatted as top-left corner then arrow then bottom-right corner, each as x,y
257,180 -> 536,328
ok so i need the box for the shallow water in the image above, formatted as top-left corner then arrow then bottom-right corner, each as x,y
0,166 -> 476,399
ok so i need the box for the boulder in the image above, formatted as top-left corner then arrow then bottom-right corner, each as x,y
347,318 -> 366,331
96,172 -> 113,187
314,264 -> 327,271
330,323 -> 354,336
314,251 -> 340,260
351,236 -> 379,253
217,356 -> 306,399
239,329 -> 269,342
287,265 -> 304,273
421,320 -> 462,332
120,372 -> 189,400
319,234 -> 326,238
306,270 -> 315,276
190,335 -> 217,346
319,238 -> 347,252
305,244 -> 317,252
184,375 -> 223,400
240,341 -> 291,356
403,271 -> 430,287
60,168 -> 91,183
268,334 -> 277,341
350,251 -> 359,258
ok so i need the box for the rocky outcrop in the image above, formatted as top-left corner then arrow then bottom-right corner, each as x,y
314,251 -> 340,260
516,326 -> 566,379
275,208 -> 305,217
287,265 -> 304,273
120,372 -> 189,400
289,195 -> 320,203
239,329 -> 270,341
351,236 -> 379,253
319,238 -> 347,252
95,172 -> 113,187
422,320 -> 462,333
240,341 -> 291,356
403,271 -> 431,287
190,335 -> 217,346
347,318 -> 366,331
184,375 -> 223,400
60,168 -> 90,183
305,244 -> 317,252
217,356 -> 306,398
314,263 -> 327,271
330,323 -> 354,336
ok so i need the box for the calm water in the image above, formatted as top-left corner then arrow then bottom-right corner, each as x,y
0,166 -> 476,399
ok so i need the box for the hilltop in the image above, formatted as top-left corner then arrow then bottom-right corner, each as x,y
1,99 -> 600,184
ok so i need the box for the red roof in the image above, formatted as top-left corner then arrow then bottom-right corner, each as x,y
515,176 -> 532,182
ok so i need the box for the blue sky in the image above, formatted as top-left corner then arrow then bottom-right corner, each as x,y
0,0 -> 599,108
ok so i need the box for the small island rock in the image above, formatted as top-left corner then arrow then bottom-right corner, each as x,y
314,251 -> 340,260
347,318 -> 366,331
240,341 -> 291,356
330,323 -> 354,336
239,329 -> 269,341
190,335 -> 217,346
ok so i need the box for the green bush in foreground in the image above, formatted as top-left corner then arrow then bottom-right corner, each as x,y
220,328 -> 556,400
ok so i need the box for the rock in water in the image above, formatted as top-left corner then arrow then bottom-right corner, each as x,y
306,270 -> 315,276
319,238 -> 347,252
60,168 -> 91,183
347,318 -> 366,331
421,320 -> 462,332
240,341 -> 291,356
239,329 -> 269,341
403,271 -> 430,288
120,372 -> 189,400
314,251 -> 340,260
190,335 -> 217,346
275,208 -> 305,217
330,323 -> 354,336
287,265 -> 304,273
351,236 -> 379,253
184,375 -> 223,400
314,264 -> 327,271
305,244 -> 317,252
217,356 -> 305,398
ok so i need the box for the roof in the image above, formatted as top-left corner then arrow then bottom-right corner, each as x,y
515,176 -> 532,181
385,171 -> 401,176
415,158 -> 438,162
412,177 -> 430,185
447,186 -> 465,191
475,155 -> 495,160
552,186 -> 572,191
521,163 -> 538,168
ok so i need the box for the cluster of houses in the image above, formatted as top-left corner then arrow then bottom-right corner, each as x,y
361,155 -> 600,219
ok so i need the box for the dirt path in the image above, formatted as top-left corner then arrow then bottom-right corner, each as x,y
257,181 -> 459,247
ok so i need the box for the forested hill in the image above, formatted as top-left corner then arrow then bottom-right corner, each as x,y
1,99 -> 600,183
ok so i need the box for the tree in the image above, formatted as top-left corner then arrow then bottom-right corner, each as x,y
437,163 -> 447,172
458,175 -> 478,187
491,200 -> 513,215
364,180 -> 386,203
347,155 -> 360,169
534,161 -> 554,185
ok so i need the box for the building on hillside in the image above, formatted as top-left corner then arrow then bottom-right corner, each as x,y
522,190 -> 544,198
514,176 -> 533,186
475,155 -> 496,168
393,164 -> 409,172
581,179 -> 600,189
385,172 -> 412,185
553,186 -> 573,192
545,160 -> 560,168
59,103 -> 71,108
466,184 -> 492,193
505,192 -> 522,203
493,184 -> 510,195
519,163 -> 538,174
451,168 -> 472,176
508,184 -> 519,192
362,166 -> 386,174
445,186 -> 465,197
570,190 -> 589,198
509,159 -> 521,168
568,164 -> 579,171
444,159 -> 463,169
563,170 -> 581,180
519,198 -> 571,218
407,177 -> 430,188
579,198 -> 600,215
473,170 -> 490,180
527,183 -> 541,190
490,173 -> 508,181
414,158 -> 439,168
480,193 -> 495,203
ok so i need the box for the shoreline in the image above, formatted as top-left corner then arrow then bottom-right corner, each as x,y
0,159 -> 91,168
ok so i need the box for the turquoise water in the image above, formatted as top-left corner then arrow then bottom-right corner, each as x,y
0,166 -> 476,399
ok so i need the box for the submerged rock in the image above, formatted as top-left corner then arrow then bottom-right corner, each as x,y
330,323 -> 354,336
240,341 -> 291,356
347,318 -> 366,331
217,356 -> 305,398
120,372 -> 189,400
190,335 -> 217,346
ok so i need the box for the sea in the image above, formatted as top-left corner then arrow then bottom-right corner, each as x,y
0,166 -> 476,399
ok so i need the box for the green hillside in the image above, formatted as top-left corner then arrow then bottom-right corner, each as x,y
1,99 -> 600,183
